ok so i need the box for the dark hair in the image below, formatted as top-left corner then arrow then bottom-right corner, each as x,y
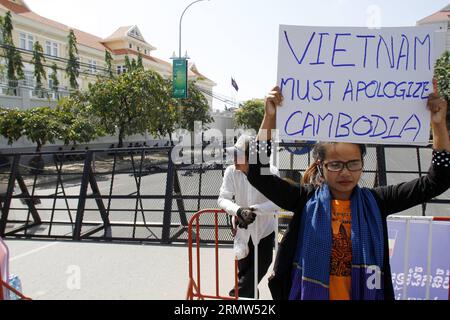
301,142 -> 366,187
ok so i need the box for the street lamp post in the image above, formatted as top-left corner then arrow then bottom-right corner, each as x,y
172,0 -> 210,139
178,0 -> 210,59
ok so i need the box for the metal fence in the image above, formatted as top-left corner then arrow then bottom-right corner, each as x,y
0,142 -> 449,244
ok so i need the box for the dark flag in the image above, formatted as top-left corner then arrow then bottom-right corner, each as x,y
231,77 -> 239,92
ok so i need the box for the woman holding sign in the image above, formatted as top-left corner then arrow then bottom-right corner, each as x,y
246,86 -> 450,300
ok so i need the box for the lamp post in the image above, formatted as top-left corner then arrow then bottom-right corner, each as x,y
172,0 -> 210,99
178,0 -> 210,59
172,0 -> 210,141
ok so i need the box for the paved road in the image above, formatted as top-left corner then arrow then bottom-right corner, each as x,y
5,239 -> 274,300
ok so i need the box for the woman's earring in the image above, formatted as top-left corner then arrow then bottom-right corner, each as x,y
317,165 -> 325,183
317,165 -> 323,177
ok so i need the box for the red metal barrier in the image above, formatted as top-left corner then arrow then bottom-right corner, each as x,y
186,209 -> 239,300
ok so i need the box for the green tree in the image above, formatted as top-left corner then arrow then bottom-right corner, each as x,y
124,55 -> 131,72
137,54 -> 144,70
105,50 -> 114,78
234,99 -> 265,132
88,69 -> 169,148
11,49 -> 24,80
0,15 -> 3,41
22,107 -> 61,152
123,55 -> 142,73
31,41 -> 46,96
177,81 -> 213,132
434,50 -> 450,131
130,58 -> 137,71
66,29 -> 80,90
56,92 -> 105,146
49,63 -> 59,93
0,107 -> 24,145
147,78 -> 177,143
2,11 -> 24,93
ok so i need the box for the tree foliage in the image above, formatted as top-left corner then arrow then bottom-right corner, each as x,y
0,107 -> 24,145
88,69 -> 170,147
31,41 -> 46,95
234,99 -> 265,132
124,55 -> 143,73
147,78 -> 177,141
66,29 -> 80,90
137,54 -> 144,70
434,50 -> 450,130
49,63 -> 59,92
22,107 -> 61,152
56,93 -> 105,146
2,11 -> 24,90
104,50 -> 114,78
177,81 -> 213,132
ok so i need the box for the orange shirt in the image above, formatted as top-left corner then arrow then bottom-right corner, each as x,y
329,200 -> 352,300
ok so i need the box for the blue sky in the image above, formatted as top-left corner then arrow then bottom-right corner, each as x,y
25,0 -> 449,110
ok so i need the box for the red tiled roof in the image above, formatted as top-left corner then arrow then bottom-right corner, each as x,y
417,4 -> 450,24
0,0 -> 214,84
0,0 -> 106,51
103,26 -> 134,42
112,48 -> 158,63
0,0 -> 29,13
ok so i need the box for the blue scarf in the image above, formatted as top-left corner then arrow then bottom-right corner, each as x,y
289,184 -> 385,300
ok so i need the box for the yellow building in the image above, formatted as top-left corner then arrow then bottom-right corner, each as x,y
0,0 -> 216,107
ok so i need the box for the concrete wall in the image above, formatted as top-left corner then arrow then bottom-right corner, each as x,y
0,87 -> 59,110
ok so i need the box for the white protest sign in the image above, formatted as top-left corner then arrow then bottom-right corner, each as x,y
276,25 -> 445,145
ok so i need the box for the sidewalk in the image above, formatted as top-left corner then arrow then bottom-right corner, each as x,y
5,239 -> 273,300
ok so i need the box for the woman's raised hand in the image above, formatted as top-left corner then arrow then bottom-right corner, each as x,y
264,86 -> 284,118
427,93 -> 448,126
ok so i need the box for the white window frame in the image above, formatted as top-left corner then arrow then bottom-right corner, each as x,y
48,71 -> 58,89
45,40 -> 59,57
19,32 -> 34,51
117,65 -> 127,75
88,59 -> 97,74
19,33 -> 26,50
23,70 -> 34,87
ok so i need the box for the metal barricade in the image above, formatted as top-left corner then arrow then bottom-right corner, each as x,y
387,216 -> 450,300
186,209 -> 238,300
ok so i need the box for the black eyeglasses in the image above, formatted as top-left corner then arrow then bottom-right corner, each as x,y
323,160 -> 363,172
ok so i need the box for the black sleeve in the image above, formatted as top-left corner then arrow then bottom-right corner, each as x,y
247,140 -> 312,212
373,161 -> 450,217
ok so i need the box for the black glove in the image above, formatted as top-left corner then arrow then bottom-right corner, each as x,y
236,207 -> 256,229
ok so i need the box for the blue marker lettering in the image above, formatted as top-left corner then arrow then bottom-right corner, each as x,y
396,34 -> 410,70
356,35 -> 376,68
414,34 -> 431,70
284,111 -> 303,136
284,31 -> 316,65
352,116 -> 373,136
310,32 -> 329,65
335,112 -> 352,138
398,114 -> 421,141
376,35 -> 395,69
342,80 -> 354,102
332,33 -> 356,67
370,114 -> 388,137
